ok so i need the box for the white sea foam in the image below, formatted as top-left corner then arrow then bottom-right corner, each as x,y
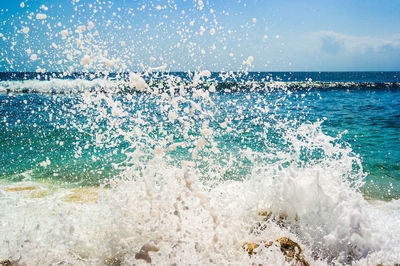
2,78 -> 392,95
1,158 -> 400,265
0,79 -> 125,94
1,77 -> 399,265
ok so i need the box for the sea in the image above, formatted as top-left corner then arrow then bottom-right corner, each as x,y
0,71 -> 400,265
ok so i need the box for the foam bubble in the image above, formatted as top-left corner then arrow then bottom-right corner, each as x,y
60,29 -> 69,37
30,54 -> 38,61
80,55 -> 90,66
243,56 -> 254,65
22,26 -> 29,34
87,21 -> 95,30
35,13 -> 47,20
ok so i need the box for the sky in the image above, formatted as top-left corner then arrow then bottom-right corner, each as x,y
0,0 -> 399,72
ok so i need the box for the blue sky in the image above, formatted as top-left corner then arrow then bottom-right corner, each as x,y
0,0 -> 399,71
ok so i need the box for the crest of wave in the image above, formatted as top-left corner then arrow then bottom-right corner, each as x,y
2,73 -> 400,265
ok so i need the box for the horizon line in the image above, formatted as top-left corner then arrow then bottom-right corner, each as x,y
0,70 -> 399,74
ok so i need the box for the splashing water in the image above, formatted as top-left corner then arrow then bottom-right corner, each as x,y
1,73 -> 400,265
0,0 -> 400,265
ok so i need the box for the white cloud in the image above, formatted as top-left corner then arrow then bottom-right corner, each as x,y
313,31 -> 400,54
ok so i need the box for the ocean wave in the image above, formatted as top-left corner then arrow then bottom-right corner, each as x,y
0,78 -> 125,94
1,77 -> 399,94
1,161 -> 400,265
1,72 -> 399,265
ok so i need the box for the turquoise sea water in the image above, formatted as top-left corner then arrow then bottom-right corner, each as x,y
1,72 -> 399,199
2,71 -> 400,265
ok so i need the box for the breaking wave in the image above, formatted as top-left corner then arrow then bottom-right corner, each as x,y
1,73 -> 400,265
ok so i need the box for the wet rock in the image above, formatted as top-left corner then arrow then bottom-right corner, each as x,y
251,210 -> 300,235
242,242 -> 268,255
250,211 -> 289,235
0,259 -> 24,266
277,237 -> 309,266
259,211 -> 298,226
0,260 -> 11,266
135,243 -> 159,263
242,237 -> 309,266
